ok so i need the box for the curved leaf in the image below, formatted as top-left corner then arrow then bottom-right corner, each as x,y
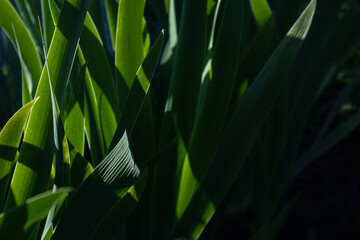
5,0 -> 91,210
48,0 -> 120,160
0,0 -> 42,98
0,98 -> 39,209
175,1 -> 316,238
0,188 -> 71,240
53,132 -> 140,239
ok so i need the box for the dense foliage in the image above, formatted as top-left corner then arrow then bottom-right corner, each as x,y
0,0 -> 359,239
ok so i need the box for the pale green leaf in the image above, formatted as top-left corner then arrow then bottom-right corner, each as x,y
249,0 -> 272,29
5,0 -> 91,210
0,98 -> 39,209
115,0 -> 146,108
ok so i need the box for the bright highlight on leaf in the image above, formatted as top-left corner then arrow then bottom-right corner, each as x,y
94,131 -> 140,191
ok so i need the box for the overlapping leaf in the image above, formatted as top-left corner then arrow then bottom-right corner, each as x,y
175,1 -> 316,238
0,98 -> 39,209
5,0 -> 91,210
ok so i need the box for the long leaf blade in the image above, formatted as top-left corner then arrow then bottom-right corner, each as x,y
115,0 -> 146,108
0,188 -> 71,240
5,0 -> 91,210
0,0 -> 42,97
176,0 -> 246,221
0,98 -> 39,209
175,1 -> 317,237
109,31 -> 164,150
53,132 -> 139,239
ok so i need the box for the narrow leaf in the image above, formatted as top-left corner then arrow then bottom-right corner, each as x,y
109,31 -> 164,150
0,0 -> 42,97
115,0 -> 146,108
53,132 -> 140,239
175,1 -> 316,238
0,98 -> 39,209
65,64 -> 86,155
249,0 -> 272,29
104,0 -> 117,49
176,0 -> 246,220
0,188 -> 71,240
48,0 -> 121,158
5,0 -> 91,209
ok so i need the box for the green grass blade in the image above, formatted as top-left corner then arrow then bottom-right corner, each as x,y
0,0 -> 42,97
287,2 -> 359,165
48,0 -> 60,24
21,71 -> 32,105
175,1 -> 316,237
236,15 -> 279,89
84,83 -> 103,165
52,132 -> 139,239
105,0 -> 117,49
41,0 -> 55,52
207,0 -> 216,15
160,0 -> 178,65
43,38 -> 63,188
142,18 -> 151,55
13,0 -> 40,46
0,98 -> 39,209
89,169 -> 148,239
69,144 -> 93,187
93,132 -> 140,192
151,0 -> 207,239
109,31 -> 164,150
48,0 -> 121,157
166,0 -> 208,146
249,0 -> 272,29
65,64 -> 86,155
151,0 -> 208,238
115,0 -> 146,108
11,24 -> 33,105
0,188 -> 71,240
79,14 -> 120,155
156,0 -> 178,114
195,0 -> 222,121
176,0 -> 246,221
5,0 -> 91,210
